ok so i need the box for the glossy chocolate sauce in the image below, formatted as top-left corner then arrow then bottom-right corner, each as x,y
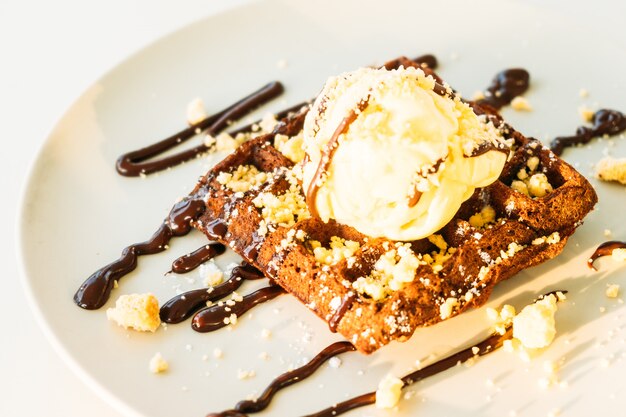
550,109 -> 626,156
160,263 -> 264,323
305,98 -> 371,217
233,341 -> 355,414
205,218 -> 229,240
73,198 -> 205,309
170,242 -> 226,274
477,68 -> 530,110
242,231 -> 265,261
116,82 -> 285,177
302,328 -> 512,417
413,54 -> 438,69
206,329 -> 512,417
81,57 -> 582,417
205,291 -> 566,417
192,285 -> 285,332
588,240 -> 626,270
328,293 -> 355,332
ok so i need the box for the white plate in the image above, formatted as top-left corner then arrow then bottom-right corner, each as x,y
18,0 -> 626,416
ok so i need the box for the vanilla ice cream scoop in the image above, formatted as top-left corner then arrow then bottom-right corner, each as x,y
301,66 -> 509,241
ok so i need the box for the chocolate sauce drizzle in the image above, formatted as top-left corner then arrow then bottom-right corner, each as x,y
550,109 -> 626,156
208,291 -> 566,417
413,54 -> 438,69
192,285 -> 285,332
116,82 -> 285,177
205,218 -> 229,240
588,240 -> 626,270
477,68 -> 530,110
169,242 -> 226,274
225,341 -> 355,415
206,329 -> 512,417
73,198 -> 205,309
78,57 -> 586,417
302,328 -> 512,417
160,263 -> 264,323
305,98 -> 371,218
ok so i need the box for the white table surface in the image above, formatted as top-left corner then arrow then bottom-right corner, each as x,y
1,1 -> 624,416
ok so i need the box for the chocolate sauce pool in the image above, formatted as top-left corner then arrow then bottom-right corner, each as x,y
550,109 -> 626,155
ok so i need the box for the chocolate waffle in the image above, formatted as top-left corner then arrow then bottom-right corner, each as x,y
187,59 -> 597,354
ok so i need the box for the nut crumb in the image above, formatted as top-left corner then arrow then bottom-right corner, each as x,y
328,357 -> 342,368
186,97 -> 207,125
375,374 -> 403,409
237,369 -> 256,380
613,248 -> 626,262
149,352 -> 169,373
606,284 -> 620,299
510,96 -> 532,111
578,106 -> 594,122
513,294 -> 558,349
106,293 -> 161,332
595,157 -> 626,185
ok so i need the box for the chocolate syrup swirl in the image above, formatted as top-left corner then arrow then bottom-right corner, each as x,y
192,285 -> 285,332
588,240 -> 626,270
116,82 -> 284,177
207,291 -> 564,417
233,341 -> 355,414
550,109 -> 626,156
169,243 -> 226,274
477,68 -> 530,110
306,98 -> 371,218
302,328 -> 512,417
73,198 -> 205,309
160,263 -> 264,323
302,292 -> 566,417
207,329 -> 512,417
328,293 -> 355,332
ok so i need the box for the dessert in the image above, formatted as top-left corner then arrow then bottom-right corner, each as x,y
71,53 -> 626,416
185,57 -> 597,353
300,66 -> 508,240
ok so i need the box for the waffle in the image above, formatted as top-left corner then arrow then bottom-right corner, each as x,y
187,59 -> 597,354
